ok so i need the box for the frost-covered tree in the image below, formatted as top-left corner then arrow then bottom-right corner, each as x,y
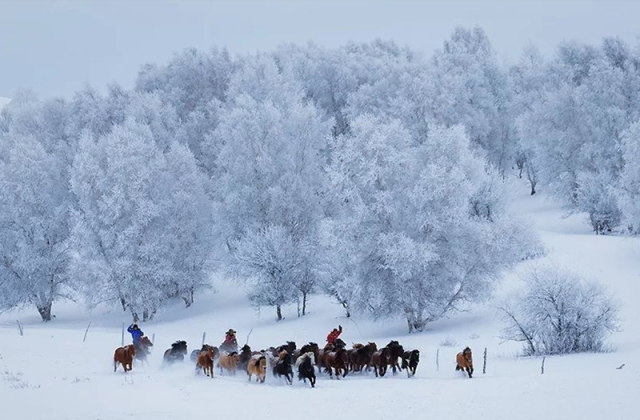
430,27 -> 514,173
0,94 -> 74,321
0,135 -> 71,321
618,122 -> 640,233
70,118 -> 212,320
326,116 -> 539,332
210,55 -> 330,319
500,264 -> 619,355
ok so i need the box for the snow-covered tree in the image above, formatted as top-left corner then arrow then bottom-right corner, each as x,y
0,135 -> 71,321
70,118 -> 211,320
618,122 -> 640,233
211,55 -> 330,319
326,116 -> 539,332
500,263 -> 619,355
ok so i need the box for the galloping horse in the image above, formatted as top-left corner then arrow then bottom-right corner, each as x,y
401,349 -> 420,377
114,344 -> 136,373
296,352 -> 316,388
456,347 -> 474,378
134,336 -> 153,365
324,347 -> 348,379
218,351 -> 240,375
273,350 -> 294,385
247,355 -> 267,383
196,346 -> 217,378
371,347 -> 391,377
385,340 -> 404,374
163,340 -> 188,365
190,344 -> 216,364
349,342 -> 377,372
237,344 -> 253,372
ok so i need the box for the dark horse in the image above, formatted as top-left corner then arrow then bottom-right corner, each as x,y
294,342 -> 319,363
273,350 -> 294,385
385,340 -> 404,374
296,352 -> 316,388
163,340 -> 188,365
456,347 -> 474,378
371,347 -> 390,377
324,347 -> 348,379
318,338 -> 346,374
401,349 -> 420,377
134,336 -> 153,365
349,342 -> 377,372
237,344 -> 253,372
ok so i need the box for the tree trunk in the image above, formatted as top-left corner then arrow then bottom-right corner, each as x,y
120,297 -> 127,312
36,302 -> 52,322
302,291 -> 308,316
131,310 -> 140,323
530,181 -> 537,195
276,305 -> 283,321
182,289 -> 194,308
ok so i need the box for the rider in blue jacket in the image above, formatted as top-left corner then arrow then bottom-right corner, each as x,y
127,324 -> 144,345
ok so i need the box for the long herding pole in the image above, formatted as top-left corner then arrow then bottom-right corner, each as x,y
121,322 -> 125,346
83,321 -> 92,343
245,328 -> 254,346
151,333 -> 155,344
483,347 -> 487,374
202,332 -> 206,346
436,348 -> 440,372
16,320 -> 23,336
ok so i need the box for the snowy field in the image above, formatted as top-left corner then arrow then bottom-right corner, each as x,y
1,182 -> 638,420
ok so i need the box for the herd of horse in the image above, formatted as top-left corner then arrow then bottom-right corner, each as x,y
113,335 -> 475,387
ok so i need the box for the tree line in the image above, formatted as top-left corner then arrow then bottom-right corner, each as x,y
1,27 -> 638,330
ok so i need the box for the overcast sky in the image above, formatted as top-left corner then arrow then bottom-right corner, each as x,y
1,0 -> 639,99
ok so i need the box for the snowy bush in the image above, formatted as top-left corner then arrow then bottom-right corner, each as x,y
500,264 -> 619,355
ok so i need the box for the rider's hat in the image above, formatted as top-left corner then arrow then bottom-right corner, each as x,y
226,328 -> 236,335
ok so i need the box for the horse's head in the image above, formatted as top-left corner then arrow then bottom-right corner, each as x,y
368,342 -> 378,352
463,347 -> 473,363
334,338 -> 346,349
278,350 -> 288,361
304,351 -> 316,366
352,343 -> 364,349
241,344 -> 251,353
172,340 -> 188,354
141,336 -> 153,347
381,347 -> 391,359
411,349 -> 420,362
258,356 -> 267,372
127,344 -> 136,357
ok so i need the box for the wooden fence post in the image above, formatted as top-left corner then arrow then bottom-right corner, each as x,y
483,347 -> 487,374
436,348 -> 440,372
83,321 -> 92,343
121,322 -> 125,346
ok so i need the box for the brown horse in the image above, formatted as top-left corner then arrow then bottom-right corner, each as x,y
247,355 -> 267,383
293,342 -> 319,364
114,344 -> 136,373
318,338 -> 346,374
134,336 -> 153,365
218,351 -> 240,375
456,347 -> 474,378
197,346 -> 217,378
371,347 -> 390,377
324,347 -> 348,379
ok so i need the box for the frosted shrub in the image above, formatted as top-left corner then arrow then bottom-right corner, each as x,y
500,264 -> 619,355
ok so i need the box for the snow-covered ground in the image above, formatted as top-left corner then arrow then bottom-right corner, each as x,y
1,180 -> 638,419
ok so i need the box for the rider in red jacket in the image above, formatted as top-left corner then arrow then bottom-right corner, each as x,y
326,325 -> 343,344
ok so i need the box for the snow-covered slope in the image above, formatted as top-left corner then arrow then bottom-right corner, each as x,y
1,180 -> 638,420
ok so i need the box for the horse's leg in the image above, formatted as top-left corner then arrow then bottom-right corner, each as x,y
114,360 -> 117,372
374,365 -> 379,378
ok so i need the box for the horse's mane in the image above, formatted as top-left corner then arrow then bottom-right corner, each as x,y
278,350 -> 288,361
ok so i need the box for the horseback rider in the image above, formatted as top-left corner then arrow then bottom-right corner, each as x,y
221,328 -> 238,352
326,325 -> 343,344
127,323 -> 144,352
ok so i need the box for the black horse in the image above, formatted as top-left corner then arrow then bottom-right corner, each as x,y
273,350 -> 294,385
401,349 -> 420,377
163,340 -> 188,365
296,352 -> 316,388
386,340 -> 404,374
237,344 -> 253,372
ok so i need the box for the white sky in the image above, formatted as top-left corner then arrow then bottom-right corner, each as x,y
1,0 -> 639,98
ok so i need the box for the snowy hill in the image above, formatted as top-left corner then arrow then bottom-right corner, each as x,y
0,180 -> 638,420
